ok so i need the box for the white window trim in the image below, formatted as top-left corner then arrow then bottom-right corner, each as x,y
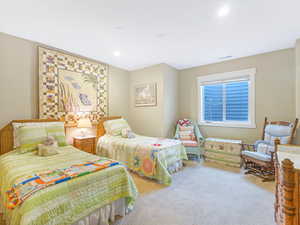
197,68 -> 256,129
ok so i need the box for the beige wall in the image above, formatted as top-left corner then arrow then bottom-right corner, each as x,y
162,64 -> 179,137
128,63 -> 178,138
129,64 -> 165,137
0,32 -> 130,129
179,49 -> 296,143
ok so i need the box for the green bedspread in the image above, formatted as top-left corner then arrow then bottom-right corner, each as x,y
0,146 -> 138,225
97,135 -> 188,185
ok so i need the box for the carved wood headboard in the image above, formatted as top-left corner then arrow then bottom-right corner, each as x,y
96,116 -> 122,138
0,119 -> 61,155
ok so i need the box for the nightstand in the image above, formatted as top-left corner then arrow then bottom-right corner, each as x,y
73,136 -> 96,154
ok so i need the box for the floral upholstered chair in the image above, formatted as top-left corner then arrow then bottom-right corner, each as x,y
241,117 -> 298,182
174,119 -> 204,160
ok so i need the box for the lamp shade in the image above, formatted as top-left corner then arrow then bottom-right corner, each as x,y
77,118 -> 92,128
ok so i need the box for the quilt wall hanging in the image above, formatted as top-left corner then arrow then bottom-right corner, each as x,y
38,47 -> 109,125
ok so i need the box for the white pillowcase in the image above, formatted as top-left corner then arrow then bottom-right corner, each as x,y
12,122 -> 65,149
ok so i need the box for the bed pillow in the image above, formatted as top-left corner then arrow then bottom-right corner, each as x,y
45,123 -> 68,146
18,126 -> 48,153
12,122 -> 66,149
104,118 -> 131,136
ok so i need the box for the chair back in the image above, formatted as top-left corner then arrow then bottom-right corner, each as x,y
176,119 -> 196,141
262,117 -> 298,145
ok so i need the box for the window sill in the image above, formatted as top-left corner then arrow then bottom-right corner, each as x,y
198,121 -> 256,129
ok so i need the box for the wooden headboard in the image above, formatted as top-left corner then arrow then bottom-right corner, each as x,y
96,116 -> 121,138
0,119 -> 61,155
0,117 -> 122,155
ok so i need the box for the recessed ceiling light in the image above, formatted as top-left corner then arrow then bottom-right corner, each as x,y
113,51 -> 120,57
218,5 -> 230,17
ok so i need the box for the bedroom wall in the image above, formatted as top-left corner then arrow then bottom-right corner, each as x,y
128,63 -> 178,138
162,64 -> 179,137
129,64 -> 165,137
0,32 -> 130,129
178,49 -> 296,143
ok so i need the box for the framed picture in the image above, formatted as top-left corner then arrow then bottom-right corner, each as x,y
135,83 -> 157,107
38,46 -> 108,124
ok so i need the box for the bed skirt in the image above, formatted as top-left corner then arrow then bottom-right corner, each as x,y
0,198 -> 126,225
168,160 -> 183,174
72,198 -> 126,225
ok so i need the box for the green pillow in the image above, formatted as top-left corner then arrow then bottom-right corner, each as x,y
46,125 -> 68,146
18,126 -> 47,153
104,118 -> 131,136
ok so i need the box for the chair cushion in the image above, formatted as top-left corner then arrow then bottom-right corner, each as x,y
264,124 -> 293,144
242,151 -> 271,162
179,126 -> 194,131
256,143 -> 274,155
181,140 -> 198,147
179,130 -> 195,141
178,119 -> 193,127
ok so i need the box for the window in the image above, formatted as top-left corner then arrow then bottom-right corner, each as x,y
198,68 -> 256,128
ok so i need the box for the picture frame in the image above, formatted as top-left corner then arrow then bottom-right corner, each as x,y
134,83 -> 157,107
38,46 -> 109,124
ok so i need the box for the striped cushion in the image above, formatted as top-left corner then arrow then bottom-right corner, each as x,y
179,130 -> 195,141
45,124 -> 68,146
104,119 -> 131,136
179,126 -> 194,131
18,126 -> 47,153
181,140 -> 198,147
13,122 -> 66,149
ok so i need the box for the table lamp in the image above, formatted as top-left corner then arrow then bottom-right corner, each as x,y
77,118 -> 92,137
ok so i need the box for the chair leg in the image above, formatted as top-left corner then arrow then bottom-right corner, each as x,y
244,163 -> 275,182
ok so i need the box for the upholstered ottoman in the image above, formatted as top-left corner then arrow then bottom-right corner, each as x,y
204,138 -> 242,168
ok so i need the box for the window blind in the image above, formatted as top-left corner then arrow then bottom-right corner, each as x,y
202,80 -> 249,122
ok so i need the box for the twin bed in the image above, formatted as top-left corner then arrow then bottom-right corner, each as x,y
0,117 -> 187,225
96,117 -> 187,185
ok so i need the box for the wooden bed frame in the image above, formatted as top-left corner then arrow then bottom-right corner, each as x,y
96,116 -> 121,138
0,117 -> 121,156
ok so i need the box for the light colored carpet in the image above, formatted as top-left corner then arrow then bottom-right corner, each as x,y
116,161 -> 276,225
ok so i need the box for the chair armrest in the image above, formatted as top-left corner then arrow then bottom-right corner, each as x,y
270,151 -> 276,163
197,137 -> 205,146
174,124 -> 180,139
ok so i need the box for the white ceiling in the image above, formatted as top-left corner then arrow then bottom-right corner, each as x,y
1,0 -> 300,70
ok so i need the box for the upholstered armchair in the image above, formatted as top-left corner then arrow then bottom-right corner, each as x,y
174,119 -> 205,160
241,117 -> 298,182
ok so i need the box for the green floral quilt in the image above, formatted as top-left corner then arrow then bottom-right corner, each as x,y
97,135 -> 188,185
0,146 -> 138,225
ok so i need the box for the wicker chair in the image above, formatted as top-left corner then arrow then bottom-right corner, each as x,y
174,119 -> 204,160
241,117 -> 298,182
